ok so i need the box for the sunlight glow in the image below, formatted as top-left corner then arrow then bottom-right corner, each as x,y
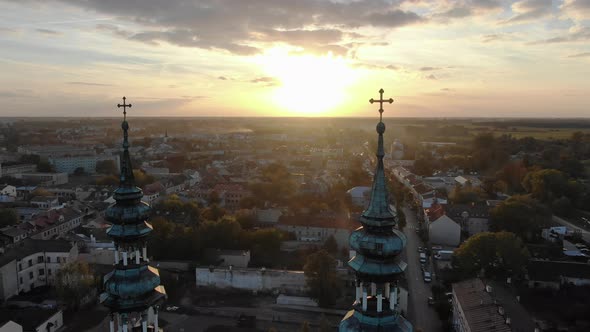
258,48 -> 359,116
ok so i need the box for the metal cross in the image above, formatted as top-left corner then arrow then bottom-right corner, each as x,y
370,88 -> 393,121
117,96 -> 132,121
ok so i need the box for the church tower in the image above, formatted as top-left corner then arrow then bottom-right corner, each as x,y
339,89 -> 413,332
102,97 -> 167,332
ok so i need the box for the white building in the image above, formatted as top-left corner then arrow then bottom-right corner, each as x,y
49,155 -> 120,174
13,173 -> 68,186
428,215 -> 461,247
0,185 -> 16,202
0,239 -> 78,300
0,164 -> 36,178
196,267 -> 307,294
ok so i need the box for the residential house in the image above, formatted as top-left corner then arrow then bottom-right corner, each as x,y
425,204 -> 461,247
0,239 -> 78,300
0,227 -> 28,245
277,215 -> 359,250
29,197 -> 60,210
0,185 -> 16,202
452,279 -> 511,332
446,204 -> 490,237
28,208 -> 83,240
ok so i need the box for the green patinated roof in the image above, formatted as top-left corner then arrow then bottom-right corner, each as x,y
349,228 -> 407,258
102,99 -> 166,313
106,221 -> 153,239
341,90 -> 412,332
348,253 -> 407,278
340,309 -> 413,332
360,122 -> 397,227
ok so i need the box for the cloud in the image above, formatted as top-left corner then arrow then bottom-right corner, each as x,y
561,0 -> 590,20
36,28 -> 61,35
567,52 -> 590,58
0,27 -> 17,34
420,66 -> 440,71
250,76 -> 279,86
481,34 -> 509,43
530,26 -> 590,44
217,76 -> 227,80
501,0 -> 554,24
426,74 -> 437,80
67,81 -> 112,86
433,0 -> 502,21
45,0 -> 426,56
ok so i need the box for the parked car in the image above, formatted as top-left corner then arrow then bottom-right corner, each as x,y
417,246 -> 424,253
427,297 -> 435,305
423,271 -> 432,282
419,253 -> 427,264
432,245 -> 443,250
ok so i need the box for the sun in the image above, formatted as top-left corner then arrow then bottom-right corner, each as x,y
258,48 -> 359,116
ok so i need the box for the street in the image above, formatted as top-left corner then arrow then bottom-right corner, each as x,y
402,207 -> 442,332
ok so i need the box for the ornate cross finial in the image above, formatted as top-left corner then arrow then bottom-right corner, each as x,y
117,96 -> 132,121
369,88 -> 393,122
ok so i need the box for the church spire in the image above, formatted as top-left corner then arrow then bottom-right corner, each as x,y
117,97 -> 135,187
339,88 -> 412,332
103,97 -> 166,332
360,89 -> 396,226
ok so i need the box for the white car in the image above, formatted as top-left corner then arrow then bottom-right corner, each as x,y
423,271 -> 432,282
166,306 -> 179,311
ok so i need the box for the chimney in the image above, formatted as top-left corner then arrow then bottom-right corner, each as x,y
485,285 -> 493,293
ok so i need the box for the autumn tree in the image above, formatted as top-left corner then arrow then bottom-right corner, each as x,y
304,250 -> 342,307
95,159 -> 118,175
490,195 -> 551,240
55,261 -> 97,310
453,232 -> 529,279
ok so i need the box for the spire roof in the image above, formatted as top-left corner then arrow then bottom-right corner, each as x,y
117,96 -> 135,187
360,89 -> 396,227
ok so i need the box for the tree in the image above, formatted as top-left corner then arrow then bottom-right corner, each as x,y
133,169 -> 155,187
55,261 -> 97,310
304,250 -> 342,307
73,167 -> 85,176
453,232 -> 529,279
201,204 -> 226,221
322,235 -> 338,254
490,195 -> 550,240
522,169 -> 568,203
299,321 -> 311,332
396,205 -> 407,229
319,315 -> 331,332
0,209 -> 18,227
96,175 -> 119,186
31,188 -> 52,197
96,160 -> 118,175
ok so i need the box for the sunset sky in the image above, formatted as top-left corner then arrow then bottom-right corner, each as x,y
0,0 -> 589,117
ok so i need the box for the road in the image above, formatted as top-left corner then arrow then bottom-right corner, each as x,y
553,215 -> 590,242
402,207 -> 442,332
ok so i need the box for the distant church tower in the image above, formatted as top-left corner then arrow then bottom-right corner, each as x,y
340,90 -> 413,332
102,97 -> 166,332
